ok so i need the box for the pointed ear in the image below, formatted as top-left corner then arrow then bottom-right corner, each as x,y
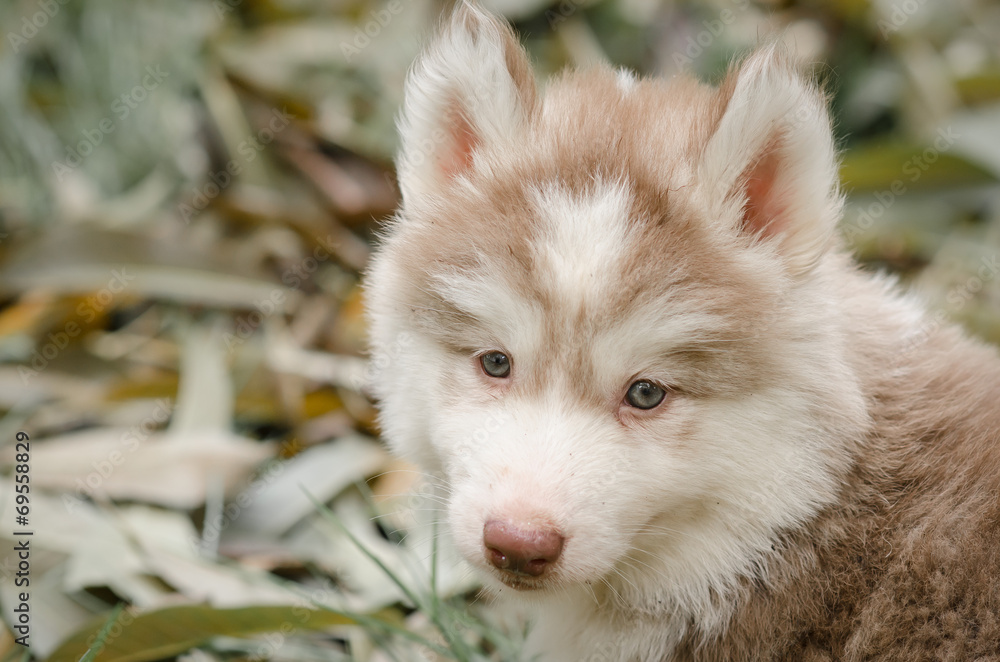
698,47 -> 841,274
396,1 -> 536,206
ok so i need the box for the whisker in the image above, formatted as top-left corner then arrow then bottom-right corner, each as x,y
609,565 -> 640,595
369,509 -> 449,522
619,553 -> 674,586
635,522 -> 706,543
366,469 -> 455,493
600,576 -> 625,606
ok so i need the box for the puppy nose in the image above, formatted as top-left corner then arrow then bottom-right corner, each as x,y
483,519 -> 564,577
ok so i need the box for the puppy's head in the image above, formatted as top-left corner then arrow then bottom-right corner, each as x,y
366,3 -> 868,601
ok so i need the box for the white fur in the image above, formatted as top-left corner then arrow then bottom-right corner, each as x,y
395,2 -> 532,207
516,264 -> 870,660
616,67 -> 638,93
697,45 -> 842,273
532,180 -> 635,309
431,266 -> 544,346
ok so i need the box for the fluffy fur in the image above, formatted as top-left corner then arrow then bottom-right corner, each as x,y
365,4 -> 1000,660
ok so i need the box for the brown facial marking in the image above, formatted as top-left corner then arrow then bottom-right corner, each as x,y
394,67 -> 783,412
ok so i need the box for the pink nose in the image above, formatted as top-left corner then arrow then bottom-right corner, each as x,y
483,519 -> 564,577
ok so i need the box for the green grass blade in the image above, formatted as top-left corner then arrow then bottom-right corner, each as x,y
76,604 -> 125,662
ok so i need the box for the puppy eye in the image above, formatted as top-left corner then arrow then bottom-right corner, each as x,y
625,380 -> 666,410
480,351 -> 511,378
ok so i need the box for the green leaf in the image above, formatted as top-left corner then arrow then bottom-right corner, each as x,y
840,141 -> 996,193
46,604 -> 376,662
956,70 -> 1000,106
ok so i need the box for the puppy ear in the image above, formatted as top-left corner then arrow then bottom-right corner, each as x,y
396,1 -> 536,206
698,46 -> 841,274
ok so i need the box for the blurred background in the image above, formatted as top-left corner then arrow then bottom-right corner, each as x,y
0,0 -> 998,660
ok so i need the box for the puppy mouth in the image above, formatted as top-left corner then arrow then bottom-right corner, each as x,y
486,558 -> 564,591
493,571 -> 547,591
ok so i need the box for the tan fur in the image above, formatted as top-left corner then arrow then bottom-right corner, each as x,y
657,279 -> 1000,660
367,5 -> 1000,659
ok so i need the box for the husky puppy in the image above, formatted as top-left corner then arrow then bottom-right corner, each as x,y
365,4 -> 1000,660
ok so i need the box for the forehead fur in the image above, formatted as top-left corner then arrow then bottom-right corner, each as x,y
385,67 -> 781,396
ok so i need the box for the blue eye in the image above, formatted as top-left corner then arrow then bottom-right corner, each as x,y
625,380 -> 665,409
481,351 -> 511,378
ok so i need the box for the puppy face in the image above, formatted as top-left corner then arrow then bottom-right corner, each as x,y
366,4 -> 868,601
